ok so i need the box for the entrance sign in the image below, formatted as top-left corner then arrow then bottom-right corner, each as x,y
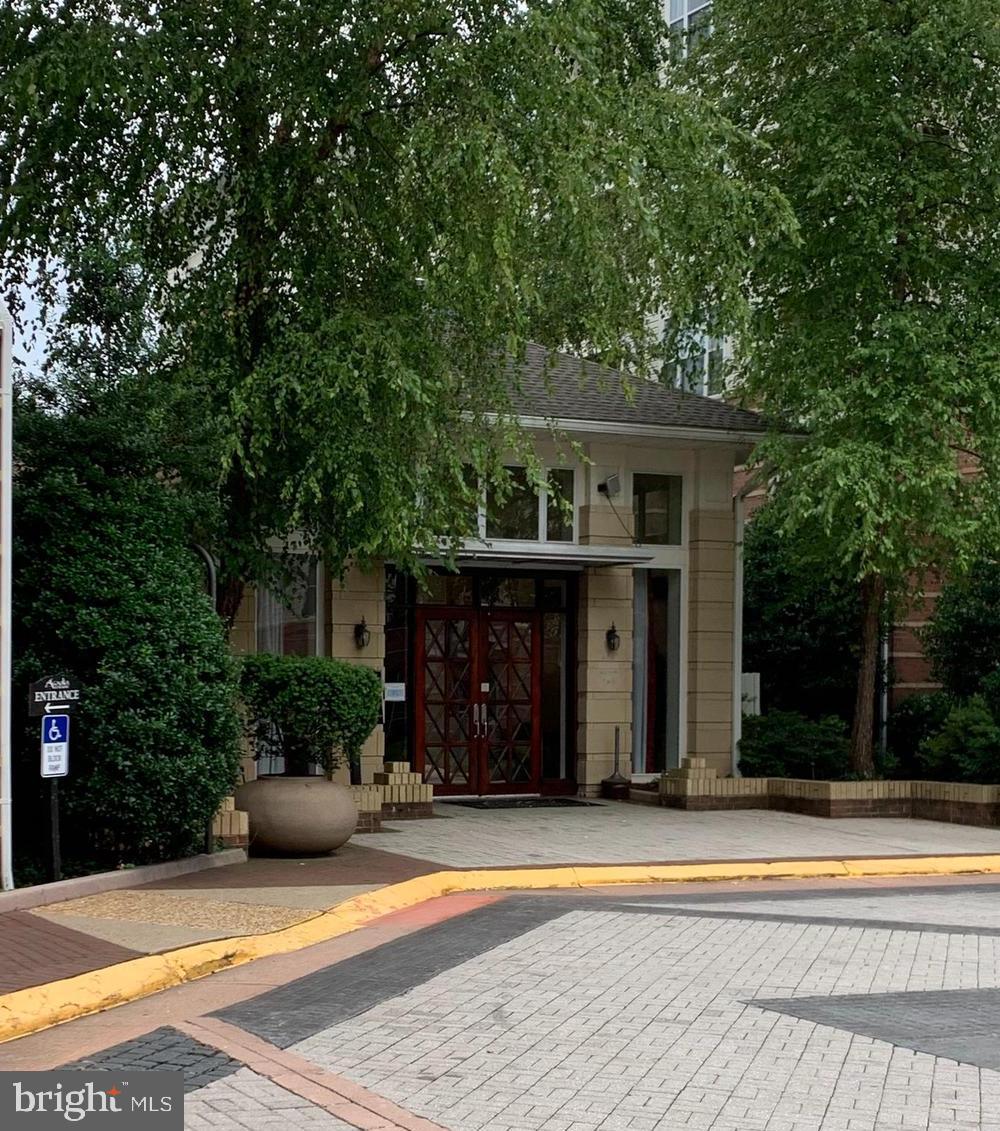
28,675 -> 82,717
40,715 -> 70,778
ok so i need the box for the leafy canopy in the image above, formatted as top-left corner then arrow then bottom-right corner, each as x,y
0,0 -> 788,605
12,393 -> 242,870
742,499 -> 861,722
695,0 -> 1000,592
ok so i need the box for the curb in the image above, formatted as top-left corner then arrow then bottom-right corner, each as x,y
0,850 -> 248,914
3,852 -> 1000,1044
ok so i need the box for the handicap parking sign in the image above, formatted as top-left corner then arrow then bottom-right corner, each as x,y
40,714 -> 70,778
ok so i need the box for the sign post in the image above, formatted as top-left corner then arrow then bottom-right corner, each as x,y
0,308 -> 12,891
29,677 -> 80,882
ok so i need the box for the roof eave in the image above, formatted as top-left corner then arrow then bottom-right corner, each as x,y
515,414 -> 766,447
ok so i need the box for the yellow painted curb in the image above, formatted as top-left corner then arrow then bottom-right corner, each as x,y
3,852 -> 1000,1045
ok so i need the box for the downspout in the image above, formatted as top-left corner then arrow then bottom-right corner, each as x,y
879,630 -> 890,762
731,491 -> 745,778
0,309 -> 13,890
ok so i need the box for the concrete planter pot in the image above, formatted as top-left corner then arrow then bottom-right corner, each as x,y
236,776 -> 358,854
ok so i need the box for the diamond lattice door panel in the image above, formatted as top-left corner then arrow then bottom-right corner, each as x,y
483,613 -> 540,791
415,605 -> 542,795
415,611 -> 475,790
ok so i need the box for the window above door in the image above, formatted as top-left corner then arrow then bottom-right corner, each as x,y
483,465 -> 576,544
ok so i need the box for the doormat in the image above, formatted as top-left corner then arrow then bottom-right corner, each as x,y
438,797 -> 601,810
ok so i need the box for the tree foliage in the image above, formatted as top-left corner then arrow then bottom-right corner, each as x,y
743,499 -> 861,722
0,0 -> 788,615
12,395 -> 242,871
696,0 -> 1000,772
923,557 -> 1000,700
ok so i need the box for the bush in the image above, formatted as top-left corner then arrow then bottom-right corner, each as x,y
924,558 -> 1000,698
743,501 -> 861,722
12,401 -> 242,870
918,698 -> 1000,784
738,711 -> 851,779
240,653 -> 382,776
886,692 -> 953,778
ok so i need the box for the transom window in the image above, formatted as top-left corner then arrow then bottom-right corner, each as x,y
484,466 -> 575,543
633,474 -> 683,545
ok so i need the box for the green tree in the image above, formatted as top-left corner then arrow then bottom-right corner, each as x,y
923,557 -> 1000,699
0,0 -> 789,621
696,0 -> 1000,775
743,500 -> 861,722
12,395 -> 241,870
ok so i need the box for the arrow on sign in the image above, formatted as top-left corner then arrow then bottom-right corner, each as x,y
44,703 -> 71,714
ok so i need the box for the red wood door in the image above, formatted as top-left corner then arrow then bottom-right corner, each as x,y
481,610 -> 542,793
414,607 -> 542,794
414,609 -> 477,793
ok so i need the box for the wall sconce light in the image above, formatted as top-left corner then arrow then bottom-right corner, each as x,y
354,617 -> 371,649
605,623 -> 621,652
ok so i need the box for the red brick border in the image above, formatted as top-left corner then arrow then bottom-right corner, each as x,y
178,1016 -> 447,1131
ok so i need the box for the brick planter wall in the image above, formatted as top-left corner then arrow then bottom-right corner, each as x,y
658,760 -> 1000,828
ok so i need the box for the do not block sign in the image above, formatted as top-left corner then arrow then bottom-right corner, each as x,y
40,714 -> 69,778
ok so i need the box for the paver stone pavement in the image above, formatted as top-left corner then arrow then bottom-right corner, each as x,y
8,874 -> 1000,1129
3,802 -> 1000,996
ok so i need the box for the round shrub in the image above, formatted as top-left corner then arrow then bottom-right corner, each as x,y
240,653 -> 382,777
918,697 -> 1000,784
738,710 -> 851,779
12,403 -> 242,871
886,692 -> 953,778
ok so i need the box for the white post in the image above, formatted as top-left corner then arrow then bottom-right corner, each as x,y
0,307 -> 13,890
731,491 -> 745,778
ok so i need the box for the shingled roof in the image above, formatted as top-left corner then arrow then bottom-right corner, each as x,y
512,343 -> 766,436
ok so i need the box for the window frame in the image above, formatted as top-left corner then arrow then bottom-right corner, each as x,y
481,464 -> 580,546
629,471 -> 687,548
255,553 -> 326,658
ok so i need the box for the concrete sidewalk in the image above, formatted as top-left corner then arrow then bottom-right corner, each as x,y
3,801 -> 1000,1000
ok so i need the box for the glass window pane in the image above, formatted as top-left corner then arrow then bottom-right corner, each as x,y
415,573 -> 473,605
706,343 -> 725,395
688,5 -> 712,47
546,468 -> 574,542
633,474 -> 683,545
486,466 -> 540,540
541,612 -> 567,780
256,557 -> 318,656
481,576 -> 535,608
670,0 -> 684,19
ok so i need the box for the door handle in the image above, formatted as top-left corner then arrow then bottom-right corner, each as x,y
472,705 -> 480,739
479,702 -> 488,737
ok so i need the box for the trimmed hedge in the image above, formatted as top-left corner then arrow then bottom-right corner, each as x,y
738,710 -> 851,780
240,653 -> 382,776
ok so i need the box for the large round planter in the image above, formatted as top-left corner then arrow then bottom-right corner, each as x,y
236,776 -> 358,854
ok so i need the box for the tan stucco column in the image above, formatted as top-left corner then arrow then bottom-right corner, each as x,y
575,568 -> 633,795
328,564 -> 386,784
687,509 -> 735,775
575,463 -> 635,795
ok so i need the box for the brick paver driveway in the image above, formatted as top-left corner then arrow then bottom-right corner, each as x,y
369,800 -> 1000,867
10,874 -> 1000,1130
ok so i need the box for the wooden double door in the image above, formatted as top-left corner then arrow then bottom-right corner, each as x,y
414,607 -> 541,794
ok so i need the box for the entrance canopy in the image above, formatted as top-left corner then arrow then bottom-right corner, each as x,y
426,542 -> 656,570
